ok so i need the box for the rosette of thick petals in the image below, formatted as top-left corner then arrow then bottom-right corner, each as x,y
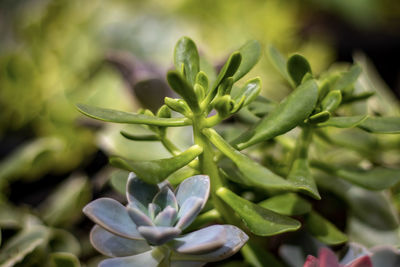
83,174 -> 248,267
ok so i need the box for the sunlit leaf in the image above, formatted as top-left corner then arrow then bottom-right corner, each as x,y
305,211 -> 347,245
232,40 -> 261,82
287,54 -> 312,86
259,193 -> 312,216
174,37 -> 200,86
167,71 -> 200,111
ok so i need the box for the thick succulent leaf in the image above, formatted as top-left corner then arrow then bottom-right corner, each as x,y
127,205 -> 154,227
308,111 -> 331,124
241,241 -> 285,267
126,173 -> 159,214
175,175 -> 210,208
170,225 -> 227,254
0,226 -> 49,266
320,90 -> 342,112
232,78 -> 261,107
49,252 -> 80,267
83,198 -> 142,240
267,45 -> 292,86
167,166 -> 199,186
233,79 -> 318,149
171,225 -> 248,262
211,52 -> 242,94
153,186 -> 178,211
332,64 -> 362,92
174,37 -> 200,86
175,197 -> 203,230
49,229 -> 81,255
99,250 -> 164,267
259,193 -> 312,216
217,187 -> 301,236
370,246 -> 400,267
288,158 -> 320,199
317,115 -> 367,128
357,117 -> 400,134
138,226 -> 181,246
167,71 -> 200,111
153,206 -> 177,227
232,40 -> 261,82
90,225 -> 150,257
203,128 -> 297,192
148,203 -> 161,220
120,131 -> 160,141
305,211 -> 347,245
110,145 -> 203,184
303,255 -> 319,267
287,54 -> 312,86
76,104 -> 191,126
312,161 -> 400,190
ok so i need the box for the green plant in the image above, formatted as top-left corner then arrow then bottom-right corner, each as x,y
78,37 -> 400,266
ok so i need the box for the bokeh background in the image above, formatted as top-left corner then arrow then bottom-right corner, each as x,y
0,0 -> 399,265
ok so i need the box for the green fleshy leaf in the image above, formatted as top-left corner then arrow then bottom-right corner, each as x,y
174,37 -> 200,86
217,187 -> 301,236
267,45 -> 292,86
120,131 -> 159,141
241,241 -> 285,267
287,54 -> 312,86
234,79 -> 319,149
211,52 -> 242,94
305,211 -> 347,245
342,91 -> 375,103
332,64 -> 362,93
258,193 -> 311,216
49,229 -> 81,255
321,90 -> 342,112
110,170 -> 130,195
317,115 -> 368,128
110,145 -> 203,184
203,128 -> 296,192
76,104 -> 191,126
232,40 -> 261,82
232,77 -> 262,107
49,252 -> 80,267
358,117 -> 400,134
167,71 -> 200,112
308,111 -> 331,124
312,161 -> 400,190
167,166 -> 199,186
288,159 -> 320,199
0,201 -> 25,228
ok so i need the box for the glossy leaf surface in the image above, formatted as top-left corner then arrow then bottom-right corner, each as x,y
259,193 -> 312,216
288,158 -> 320,199
287,54 -> 312,86
232,40 -> 261,82
174,37 -> 200,85
167,71 -> 200,111
175,175 -> 210,209
232,78 -> 261,107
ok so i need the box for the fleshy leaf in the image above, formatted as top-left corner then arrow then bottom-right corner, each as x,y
99,250 -> 164,267
167,71 -> 200,111
288,158 -> 320,199
76,104 -> 191,126
174,37 -> 200,86
175,175 -> 210,209
153,206 -> 177,227
170,225 -> 226,254
171,225 -> 248,262
317,115 -> 367,128
332,64 -> 362,92
305,211 -> 347,245
259,193 -> 312,216
138,226 -> 181,246
176,197 -> 203,230
120,131 -> 160,141
287,54 -> 312,86
127,205 -> 154,227
217,187 -> 301,236
203,128 -> 296,192
233,79 -> 318,149
267,45 -> 292,86
357,117 -> 400,134
126,174 -> 159,214
321,90 -> 342,112
49,252 -> 80,267
90,225 -> 150,257
153,186 -> 178,211
110,145 -> 203,184
232,40 -> 261,82
83,198 -> 142,240
210,52 -> 242,95
232,78 -> 261,107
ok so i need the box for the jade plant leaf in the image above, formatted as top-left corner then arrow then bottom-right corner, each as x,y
217,187 -> 301,236
267,45 -> 292,86
233,79 -> 318,149
167,71 -> 200,112
258,193 -> 312,216
211,52 -> 242,93
232,78 -> 262,107
305,211 -> 348,245
241,241 -> 285,267
203,128 -> 297,192
317,115 -> 367,128
287,54 -> 312,86
232,40 -> 261,82
76,104 -> 191,126
174,37 -> 200,86
332,64 -> 362,93
49,252 -> 81,267
120,131 -> 160,141
287,158 -> 320,199
321,90 -> 342,112
357,117 -> 400,134
110,145 -> 203,184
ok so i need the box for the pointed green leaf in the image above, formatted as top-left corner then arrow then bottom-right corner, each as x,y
203,128 -> 297,192
308,111 -> 331,124
174,37 -> 200,85
317,115 -> 368,128
76,104 -> 191,126
342,91 -> 375,103
287,54 -> 312,86
210,52 -> 242,94
232,78 -> 262,107
217,187 -> 301,236
110,145 -> 203,184
49,252 -> 80,267
195,71 -> 209,92
358,116 -> 400,134
258,193 -> 311,216
312,161 -> 400,190
267,45 -> 292,86
232,40 -> 261,82
305,211 -> 347,245
120,131 -> 160,141
167,166 -> 199,186
321,90 -> 342,112
332,64 -> 362,93
287,159 -> 320,199
167,71 -> 200,111
233,79 -> 319,149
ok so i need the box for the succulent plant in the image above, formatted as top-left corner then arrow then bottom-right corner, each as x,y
83,174 -> 248,266
304,247 -> 372,267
